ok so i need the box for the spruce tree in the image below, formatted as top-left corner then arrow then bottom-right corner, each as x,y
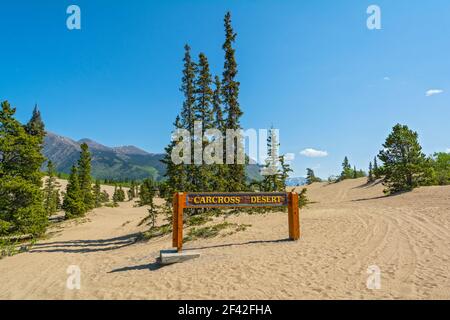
222,12 -> 246,191
62,166 -> 85,219
43,160 -> 59,216
306,168 -> 319,185
25,104 -> 45,138
373,156 -> 380,179
212,75 -> 227,192
77,143 -> 94,211
138,178 -> 156,206
112,185 -> 119,205
118,186 -> 126,202
179,44 -> 197,191
161,116 -> 187,202
278,155 -> 293,191
194,53 -> 215,192
378,124 -> 431,194
92,180 -> 102,208
0,101 -> 47,236
340,156 -> 353,180
368,162 -> 374,183
262,128 -> 281,191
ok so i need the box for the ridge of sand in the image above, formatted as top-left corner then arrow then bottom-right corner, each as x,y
0,178 -> 449,299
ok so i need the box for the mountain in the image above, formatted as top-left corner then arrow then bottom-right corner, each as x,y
286,177 -> 307,186
44,132 -> 164,181
43,132 -> 262,182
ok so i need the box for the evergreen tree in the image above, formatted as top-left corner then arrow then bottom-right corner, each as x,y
138,178 -> 156,206
353,166 -> 357,179
0,101 -> 47,236
373,156 -> 380,179
180,44 -> 197,191
43,160 -> 59,216
211,75 -> 227,192
118,186 -> 126,202
368,162 -> 374,183
222,12 -> 246,191
92,180 -> 102,208
77,143 -> 94,211
340,156 -> 353,180
306,168 -> 321,185
262,128 -> 281,191
212,75 -> 225,131
62,166 -> 85,219
112,185 -> 120,204
100,190 -> 109,203
194,53 -> 215,192
128,181 -> 136,199
278,155 -> 293,191
139,186 -> 158,229
431,152 -> 450,185
161,116 -> 187,202
25,104 -> 45,138
378,124 -> 431,194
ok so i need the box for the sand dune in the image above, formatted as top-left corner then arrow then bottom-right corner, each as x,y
0,178 -> 449,299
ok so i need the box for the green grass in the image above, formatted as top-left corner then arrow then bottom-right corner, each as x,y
138,224 -> 172,241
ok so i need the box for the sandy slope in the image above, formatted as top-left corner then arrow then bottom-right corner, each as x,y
0,178 -> 449,300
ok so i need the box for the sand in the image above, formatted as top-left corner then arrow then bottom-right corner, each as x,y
0,178 -> 449,300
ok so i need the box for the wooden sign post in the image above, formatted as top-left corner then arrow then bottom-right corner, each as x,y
172,192 -> 300,252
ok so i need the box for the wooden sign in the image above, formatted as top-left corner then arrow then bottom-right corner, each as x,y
185,192 -> 288,208
172,192 -> 300,252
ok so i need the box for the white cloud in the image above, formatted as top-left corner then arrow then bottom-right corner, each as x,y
300,148 -> 328,158
284,153 -> 296,161
383,76 -> 391,81
446,148 -> 450,153
426,89 -> 444,97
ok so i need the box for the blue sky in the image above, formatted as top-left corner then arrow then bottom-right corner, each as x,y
1,0 -> 449,178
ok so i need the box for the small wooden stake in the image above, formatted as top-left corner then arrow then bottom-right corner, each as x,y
288,192 -> 300,240
176,193 -> 185,252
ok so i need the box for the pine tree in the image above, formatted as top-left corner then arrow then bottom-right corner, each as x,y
62,166 -> 85,219
128,181 -> 136,199
194,53 -> 215,192
378,124 -> 431,194
222,12 -> 246,192
92,180 -> 102,208
353,166 -> 357,179
77,143 -> 94,211
212,75 -> 227,192
100,190 -> 109,203
340,156 -> 353,180
262,128 -> 281,191
180,44 -> 197,191
0,101 -> 47,236
368,162 -> 374,183
139,186 -> 158,229
373,156 -> 380,179
306,168 -> 320,185
112,185 -> 120,205
278,155 -> 293,191
161,116 -> 188,202
25,104 -> 45,138
118,186 -> 126,202
138,178 -> 156,206
43,160 -> 59,216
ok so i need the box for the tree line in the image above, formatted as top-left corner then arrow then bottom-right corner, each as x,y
305,123 -> 449,194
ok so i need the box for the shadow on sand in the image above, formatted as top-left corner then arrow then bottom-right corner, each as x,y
109,260 -> 165,273
108,238 -> 292,273
30,233 -> 141,254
